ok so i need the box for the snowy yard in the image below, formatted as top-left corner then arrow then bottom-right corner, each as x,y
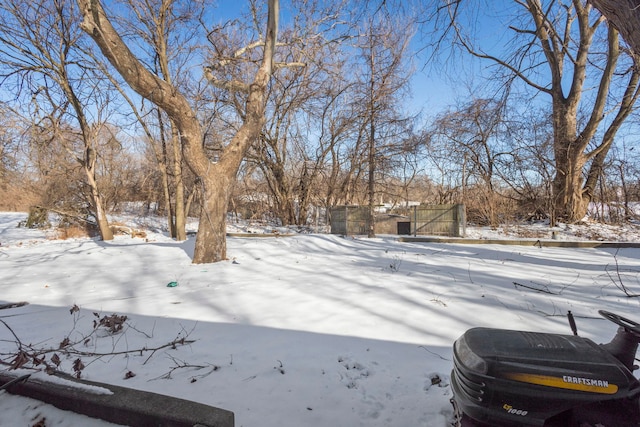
1,211 -> 640,426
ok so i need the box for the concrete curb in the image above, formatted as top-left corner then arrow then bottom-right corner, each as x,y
397,236 -> 640,248
226,233 -> 294,238
0,372 -> 234,427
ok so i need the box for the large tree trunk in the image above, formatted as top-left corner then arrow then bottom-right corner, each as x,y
536,4 -> 634,222
550,98 -> 587,222
192,115 -> 266,262
552,149 -> 589,222
274,181 -> 297,225
77,0 -> 278,263
549,20 -> 639,222
194,170 -> 232,263
591,0 -> 640,58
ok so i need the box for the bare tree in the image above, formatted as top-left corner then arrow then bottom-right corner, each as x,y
249,16 -> 330,225
299,72 -> 361,216
431,99 -> 511,226
107,79 -> 188,239
501,106 -> 557,221
354,7 -> 415,237
76,0 -> 280,263
445,0 -> 640,222
568,0 -> 640,224
203,0 -> 348,228
0,106 -> 38,211
0,106 -> 19,189
0,0 -> 115,239
98,0 -> 207,241
125,0 -> 194,241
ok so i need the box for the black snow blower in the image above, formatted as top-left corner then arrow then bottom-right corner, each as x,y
450,310 -> 640,426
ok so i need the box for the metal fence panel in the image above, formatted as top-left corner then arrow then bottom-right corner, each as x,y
330,206 -> 370,235
330,204 -> 465,237
413,204 -> 465,237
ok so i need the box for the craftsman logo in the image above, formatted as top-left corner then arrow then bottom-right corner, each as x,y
562,376 -> 609,388
504,373 -> 619,394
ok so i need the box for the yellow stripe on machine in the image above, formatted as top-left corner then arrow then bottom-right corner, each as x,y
504,373 -> 619,394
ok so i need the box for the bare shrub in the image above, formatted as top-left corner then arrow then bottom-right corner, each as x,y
55,225 -> 92,240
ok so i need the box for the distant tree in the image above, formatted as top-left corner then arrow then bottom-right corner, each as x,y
0,0 -> 114,239
91,124 -> 142,213
0,106 -> 34,210
235,0 -> 346,226
354,6 -> 415,237
431,99 -> 511,226
306,71 -> 362,214
445,0 -> 640,222
0,107 -> 18,186
501,106 -> 557,221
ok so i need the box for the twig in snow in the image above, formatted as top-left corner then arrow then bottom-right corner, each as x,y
0,306 -> 197,377
125,320 -> 156,339
142,337 -> 196,365
418,346 -> 451,361
150,354 -> 215,381
0,319 -> 23,348
606,249 -> 640,298
513,281 -> 558,295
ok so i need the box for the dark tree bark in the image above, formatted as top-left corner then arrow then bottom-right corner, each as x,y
591,0 -> 640,58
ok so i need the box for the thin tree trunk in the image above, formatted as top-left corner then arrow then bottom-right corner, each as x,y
157,112 -> 176,238
84,162 -> 113,240
367,43 -> 376,238
367,117 -> 376,238
171,125 -> 186,241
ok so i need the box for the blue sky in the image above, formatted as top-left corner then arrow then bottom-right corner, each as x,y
208,1 -> 465,115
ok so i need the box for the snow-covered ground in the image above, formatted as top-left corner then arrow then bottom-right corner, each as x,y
1,211 -> 640,426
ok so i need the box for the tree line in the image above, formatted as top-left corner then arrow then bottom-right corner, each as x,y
1,0 -> 639,263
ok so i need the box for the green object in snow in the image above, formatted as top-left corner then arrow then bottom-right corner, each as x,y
167,281 -> 178,287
